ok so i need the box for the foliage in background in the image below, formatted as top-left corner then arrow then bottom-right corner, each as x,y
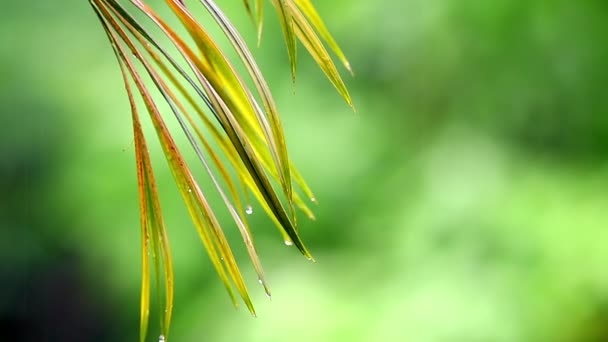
89,0 -> 352,340
3,1 -> 608,341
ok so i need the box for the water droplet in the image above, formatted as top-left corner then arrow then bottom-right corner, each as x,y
284,240 -> 293,246
245,205 -> 253,215
310,197 -> 317,203
257,279 -> 271,299
159,335 -> 166,342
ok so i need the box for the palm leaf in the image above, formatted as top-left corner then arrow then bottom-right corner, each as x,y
274,0 -> 298,82
89,0 -> 352,340
293,0 -> 353,75
282,0 -> 353,107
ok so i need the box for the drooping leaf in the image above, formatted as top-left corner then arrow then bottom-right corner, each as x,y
90,2 -> 175,340
106,0 -> 311,248
274,0 -> 297,82
192,0 -> 295,209
293,0 -> 353,74
89,0 -> 354,340
132,0 -> 313,257
283,0 -> 354,107
255,0 -> 264,44
99,0 -> 256,315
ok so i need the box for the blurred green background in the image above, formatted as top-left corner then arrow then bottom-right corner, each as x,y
2,1 -> 608,341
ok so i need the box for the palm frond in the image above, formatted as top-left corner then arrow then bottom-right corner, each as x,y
89,0 -> 352,340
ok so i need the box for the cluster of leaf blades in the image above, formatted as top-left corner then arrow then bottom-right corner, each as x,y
89,0 -> 352,340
